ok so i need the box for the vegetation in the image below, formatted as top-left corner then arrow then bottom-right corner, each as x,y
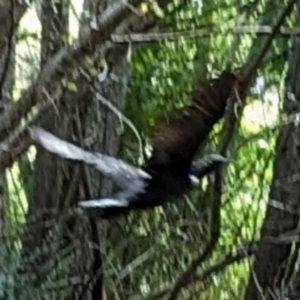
0,0 -> 299,299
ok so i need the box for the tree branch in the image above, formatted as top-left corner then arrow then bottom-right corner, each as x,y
243,0 -> 298,87
219,0 -> 298,157
193,243 -> 256,288
167,239 -> 217,300
0,0 -> 14,101
0,0 -> 143,141
131,243 -> 256,300
0,84 -> 90,171
111,26 -> 300,44
0,0 -> 174,170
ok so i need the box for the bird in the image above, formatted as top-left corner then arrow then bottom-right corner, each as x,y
29,70 -> 237,218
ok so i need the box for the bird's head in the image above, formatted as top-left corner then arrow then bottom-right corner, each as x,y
189,154 -> 232,185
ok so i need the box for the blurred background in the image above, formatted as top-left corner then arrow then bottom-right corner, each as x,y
0,0 -> 299,299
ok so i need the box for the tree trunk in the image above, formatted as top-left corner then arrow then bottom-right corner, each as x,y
6,0 -> 173,298
244,5 -> 300,299
20,0 -> 131,299
0,0 -> 27,222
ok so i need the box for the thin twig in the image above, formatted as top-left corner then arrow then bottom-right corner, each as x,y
0,0 -> 144,141
193,243 -> 256,287
0,90 -> 61,171
0,84 -> 91,170
130,243 -> 256,300
219,0 -> 298,156
96,93 -> 144,160
244,0 -> 298,83
167,239 -> 216,300
0,0 -> 14,101
111,26 -> 300,44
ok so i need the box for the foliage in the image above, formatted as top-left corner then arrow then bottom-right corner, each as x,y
110,0 -> 289,298
0,0 -> 297,299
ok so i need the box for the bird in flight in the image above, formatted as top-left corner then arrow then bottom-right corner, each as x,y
29,70 -> 237,218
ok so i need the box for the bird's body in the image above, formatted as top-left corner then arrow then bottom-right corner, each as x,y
96,169 -> 192,218
131,168 -> 191,209
29,70 -> 238,219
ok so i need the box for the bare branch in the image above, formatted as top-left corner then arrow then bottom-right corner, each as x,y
167,234 -> 218,300
243,0 -> 298,85
0,86 -> 63,171
0,0 -> 14,100
0,0 -> 174,170
131,243 -> 256,300
193,244 -> 256,288
111,26 -> 300,44
0,0 -> 143,141
96,93 -> 144,160
0,84 -> 91,171
219,0 -> 298,156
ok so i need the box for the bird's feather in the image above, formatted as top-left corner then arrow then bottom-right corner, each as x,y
28,126 -> 150,192
28,70 -> 237,218
79,198 -> 129,208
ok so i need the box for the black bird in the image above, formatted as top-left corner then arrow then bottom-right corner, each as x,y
29,71 -> 237,218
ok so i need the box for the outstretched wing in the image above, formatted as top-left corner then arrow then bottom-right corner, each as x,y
29,126 -> 150,191
146,71 -> 237,173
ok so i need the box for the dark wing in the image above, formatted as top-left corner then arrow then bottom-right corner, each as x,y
146,71 -> 238,173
